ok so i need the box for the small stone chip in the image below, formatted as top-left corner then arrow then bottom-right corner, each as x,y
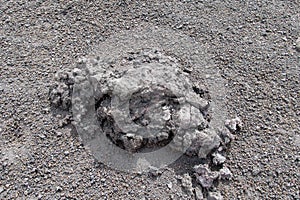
296,37 -> 300,52
219,167 -> 232,180
194,187 -> 204,200
212,153 -> 226,165
167,182 -> 173,190
207,191 -> 223,200
0,186 -> 4,194
194,164 -> 219,189
181,173 -> 193,194
225,117 -> 243,132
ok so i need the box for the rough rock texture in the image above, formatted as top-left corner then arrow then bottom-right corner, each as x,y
224,117 -> 243,133
219,167 -> 232,180
48,71 -> 75,110
181,173 -> 194,194
212,153 -> 227,165
194,164 -> 220,189
68,49 -> 215,153
296,37 -> 300,52
49,47 -> 234,159
194,186 -> 204,200
207,191 -> 224,200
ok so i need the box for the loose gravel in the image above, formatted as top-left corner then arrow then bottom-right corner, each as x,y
1,0 -> 299,199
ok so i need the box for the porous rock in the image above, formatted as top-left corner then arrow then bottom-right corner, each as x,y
219,166 -> 232,180
181,173 -> 193,194
225,117 -> 243,132
194,186 -> 204,200
212,153 -> 226,165
194,164 -> 219,189
207,191 -> 223,200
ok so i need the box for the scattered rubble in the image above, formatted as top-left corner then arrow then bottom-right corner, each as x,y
58,114 -> 72,128
48,70 -> 75,110
217,126 -> 235,145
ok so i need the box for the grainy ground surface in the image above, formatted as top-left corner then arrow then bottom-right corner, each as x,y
0,0 -> 299,199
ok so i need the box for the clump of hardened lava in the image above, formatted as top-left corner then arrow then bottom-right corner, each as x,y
49,49 -> 243,199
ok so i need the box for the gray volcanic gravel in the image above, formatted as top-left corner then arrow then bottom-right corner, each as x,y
1,0 -> 299,200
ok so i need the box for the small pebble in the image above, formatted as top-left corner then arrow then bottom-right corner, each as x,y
56,131 -> 63,137
296,37 -> 300,52
207,191 -> 223,200
194,187 -> 204,200
225,117 -> 243,132
56,186 -> 62,192
252,167 -> 261,176
219,167 -> 232,180
0,186 -> 4,194
212,153 -> 226,165
101,178 -> 106,183
167,182 -> 173,190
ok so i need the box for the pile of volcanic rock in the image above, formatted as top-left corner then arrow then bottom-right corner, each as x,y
49,49 -> 243,200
